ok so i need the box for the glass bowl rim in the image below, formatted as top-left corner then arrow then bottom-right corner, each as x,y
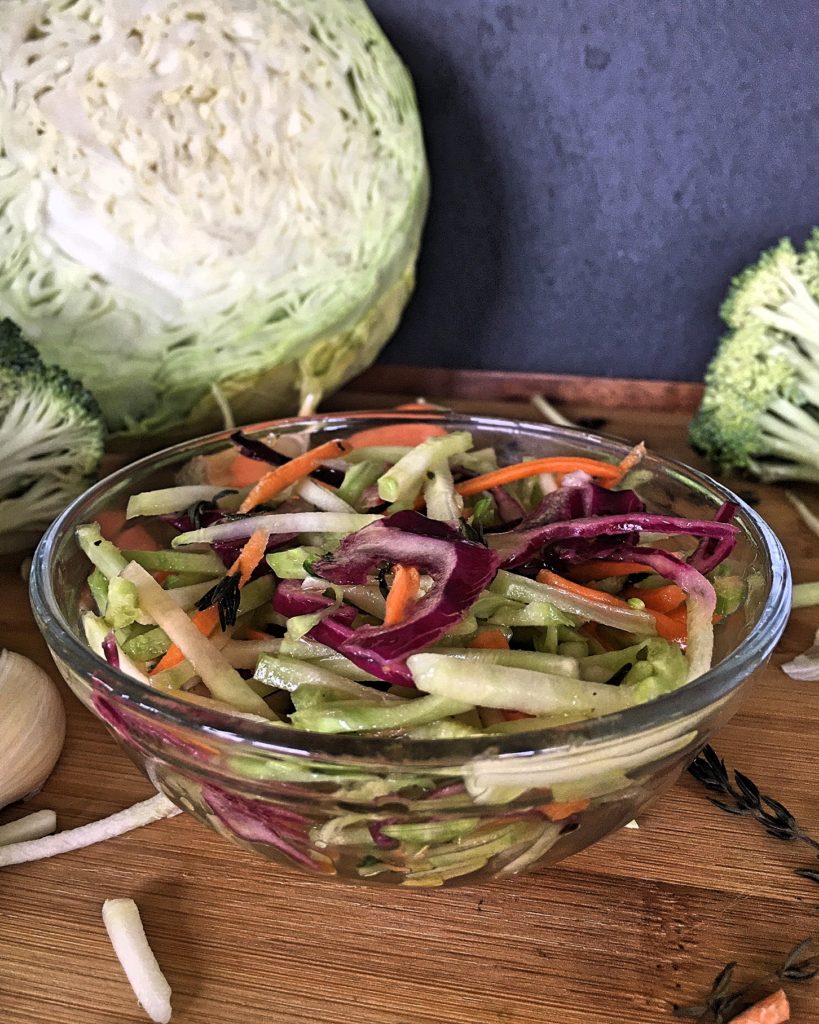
30,410 -> 792,765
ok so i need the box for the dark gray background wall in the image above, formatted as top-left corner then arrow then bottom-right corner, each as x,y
368,0 -> 817,381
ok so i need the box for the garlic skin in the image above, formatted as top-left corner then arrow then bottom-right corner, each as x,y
0,650 -> 66,810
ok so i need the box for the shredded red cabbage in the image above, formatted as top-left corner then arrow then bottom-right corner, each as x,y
101,632 -> 120,669
272,580 -> 408,683
202,784 -> 324,871
522,480 -> 645,529
489,512 -> 739,569
490,486 -> 524,524
688,501 -> 739,574
308,511 -> 500,683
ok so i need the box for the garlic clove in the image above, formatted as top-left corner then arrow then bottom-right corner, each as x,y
0,649 -> 66,810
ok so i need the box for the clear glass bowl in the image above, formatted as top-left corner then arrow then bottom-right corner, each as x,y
30,413 -> 791,887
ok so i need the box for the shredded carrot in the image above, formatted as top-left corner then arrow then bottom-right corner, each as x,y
229,454 -> 269,488
239,439 -> 352,513
96,511 -> 160,553
570,561 -> 654,582
393,401 -> 448,411
150,606 -> 220,674
347,422 -> 448,448
652,610 -> 688,645
149,529 -> 268,674
579,621 -> 614,652
501,709 -> 533,721
232,528 -> 269,587
536,569 -> 628,608
610,441 -> 646,485
455,457 -> 620,497
623,583 -> 686,613
539,799 -> 590,821
469,629 -> 510,650
243,629 -> 273,642
729,989 -> 790,1024
537,570 -> 688,644
383,564 -> 421,627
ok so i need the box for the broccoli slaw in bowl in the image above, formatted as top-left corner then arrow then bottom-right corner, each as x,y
30,412 -> 791,886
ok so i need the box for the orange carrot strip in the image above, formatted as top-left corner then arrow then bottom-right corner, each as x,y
239,439 -> 352,513
579,621 -> 614,652
231,528 -> 269,587
729,989 -> 790,1024
229,454 -> 270,488
383,564 -> 421,627
347,422 -> 448,448
610,441 -> 646,485
539,570 -> 688,644
96,511 -> 161,553
539,799 -> 590,821
150,606 -> 220,675
469,630 -> 510,650
150,528 -> 268,674
623,583 -> 686,613
243,629 -> 273,642
455,457 -> 620,497
652,610 -> 688,645
394,401 -> 449,411
536,569 -> 629,608
570,561 -> 654,582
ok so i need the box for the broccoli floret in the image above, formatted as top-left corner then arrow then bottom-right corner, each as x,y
0,319 -> 105,552
690,235 -> 819,483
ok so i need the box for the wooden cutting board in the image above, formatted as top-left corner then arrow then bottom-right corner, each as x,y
1,367 -> 817,1024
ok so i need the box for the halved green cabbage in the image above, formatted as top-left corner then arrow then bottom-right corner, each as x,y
0,0 -> 428,443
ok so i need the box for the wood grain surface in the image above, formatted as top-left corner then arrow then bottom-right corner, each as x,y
1,376 -> 818,1024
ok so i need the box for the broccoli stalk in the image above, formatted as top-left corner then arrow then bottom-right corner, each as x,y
0,320 -> 105,552
690,230 -> 819,482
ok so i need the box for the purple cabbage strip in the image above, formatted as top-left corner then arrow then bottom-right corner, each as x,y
488,512 -> 739,569
312,511 -> 500,682
231,430 -> 344,486
688,500 -> 739,574
202,784 -> 325,872
490,486 -> 524,524
521,480 -> 644,529
101,632 -> 120,670
367,821 -> 399,849
272,581 -> 410,684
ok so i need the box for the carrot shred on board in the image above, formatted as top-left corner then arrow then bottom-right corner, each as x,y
149,528 -> 268,674
729,989 -> 790,1024
469,630 -> 510,650
539,799 -> 590,821
455,457 -> 620,497
239,439 -> 351,513
623,583 -> 686,613
536,569 -> 629,608
347,422 -> 448,449
383,565 -> 421,626
570,561 -> 654,582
